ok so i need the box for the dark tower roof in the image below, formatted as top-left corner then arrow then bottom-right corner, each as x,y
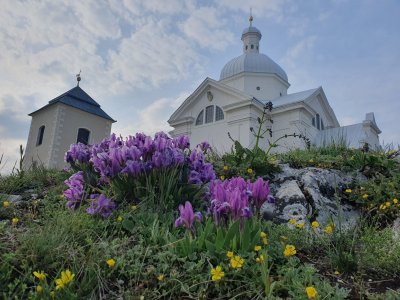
29,86 -> 116,122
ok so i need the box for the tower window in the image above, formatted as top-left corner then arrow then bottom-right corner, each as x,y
77,128 -> 90,145
312,117 -> 315,127
316,114 -> 320,130
251,44 -> 254,49
205,105 -> 214,123
36,125 -> 45,146
321,119 -> 324,130
256,86 -> 260,90
256,45 -> 259,50
245,45 -> 248,50
195,110 -> 204,125
215,106 -> 224,121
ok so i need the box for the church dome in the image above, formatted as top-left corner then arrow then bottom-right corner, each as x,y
220,53 -> 288,82
219,17 -> 288,83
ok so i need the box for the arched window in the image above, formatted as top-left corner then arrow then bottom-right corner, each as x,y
195,110 -> 204,125
215,106 -> 224,121
316,114 -> 320,130
36,125 -> 45,146
77,128 -> 90,145
205,105 -> 214,124
312,117 -> 315,127
321,119 -> 325,130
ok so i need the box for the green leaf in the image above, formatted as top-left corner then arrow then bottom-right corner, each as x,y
122,218 -> 135,233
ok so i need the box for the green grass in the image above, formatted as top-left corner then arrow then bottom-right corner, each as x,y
0,145 -> 399,299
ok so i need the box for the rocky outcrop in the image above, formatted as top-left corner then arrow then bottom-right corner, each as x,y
262,164 -> 365,229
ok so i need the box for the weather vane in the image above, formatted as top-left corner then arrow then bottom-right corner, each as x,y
249,8 -> 253,26
76,70 -> 81,86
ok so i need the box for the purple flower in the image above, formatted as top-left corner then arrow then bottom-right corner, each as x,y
249,178 -> 274,211
174,201 -> 202,230
86,194 -> 116,218
65,143 -> 91,164
64,172 -> 85,209
196,141 -> 211,152
173,135 -> 190,150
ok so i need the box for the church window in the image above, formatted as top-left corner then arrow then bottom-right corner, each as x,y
215,106 -> 224,121
77,128 -> 90,145
251,44 -> 254,49
257,45 -> 259,50
312,117 -> 315,127
36,125 -> 45,146
205,105 -> 214,123
316,114 -> 320,130
321,119 -> 324,130
195,110 -> 204,125
245,45 -> 248,50
256,86 -> 260,90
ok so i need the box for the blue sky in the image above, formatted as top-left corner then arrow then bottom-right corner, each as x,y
0,0 -> 399,174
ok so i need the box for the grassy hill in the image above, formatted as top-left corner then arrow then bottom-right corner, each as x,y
1,137 -> 399,299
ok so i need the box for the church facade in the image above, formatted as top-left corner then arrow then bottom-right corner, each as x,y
24,84 -> 115,170
168,19 -> 381,153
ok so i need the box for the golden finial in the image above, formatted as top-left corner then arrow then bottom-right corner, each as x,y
76,70 -> 81,87
249,8 -> 253,26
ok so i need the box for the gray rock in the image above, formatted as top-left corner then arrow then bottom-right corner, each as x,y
262,164 -> 362,229
0,194 -> 22,204
392,217 -> 400,242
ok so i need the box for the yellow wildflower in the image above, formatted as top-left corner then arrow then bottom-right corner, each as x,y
223,165 -> 229,171
3,201 -> 9,208
256,255 -> 265,264
385,201 -> 391,207
260,231 -> 267,238
117,216 -> 123,222
36,285 -> 43,293
305,286 -> 317,299
288,219 -> 296,225
362,194 -> 369,199
106,259 -> 116,268
254,245 -> 262,252
131,205 -> 137,210
309,159 -> 314,163
230,255 -> 244,269
296,223 -> 305,229
311,221 -> 319,229
157,274 -> 165,281
345,189 -> 352,193
334,270 -> 340,275
323,225 -> 333,235
379,204 -> 386,210
283,245 -> 296,257
393,198 -> 398,204
55,269 -> 75,290
50,291 -> 55,298
12,217 -> 19,226
220,175 -> 225,181
247,168 -> 253,174
226,251 -> 234,258
33,271 -> 46,281
262,237 -> 268,245
210,266 -> 224,281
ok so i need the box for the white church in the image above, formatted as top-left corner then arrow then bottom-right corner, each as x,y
168,17 -> 381,153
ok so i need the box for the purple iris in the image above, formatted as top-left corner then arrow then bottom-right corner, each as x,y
64,171 -> 85,209
86,194 -> 116,218
249,177 -> 275,211
174,201 -> 202,231
65,143 -> 91,164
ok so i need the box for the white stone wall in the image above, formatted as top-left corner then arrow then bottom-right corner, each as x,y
23,105 -> 59,169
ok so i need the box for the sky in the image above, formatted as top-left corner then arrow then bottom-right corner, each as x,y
0,0 -> 399,174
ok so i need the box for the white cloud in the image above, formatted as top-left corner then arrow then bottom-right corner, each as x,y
179,6 -> 234,50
